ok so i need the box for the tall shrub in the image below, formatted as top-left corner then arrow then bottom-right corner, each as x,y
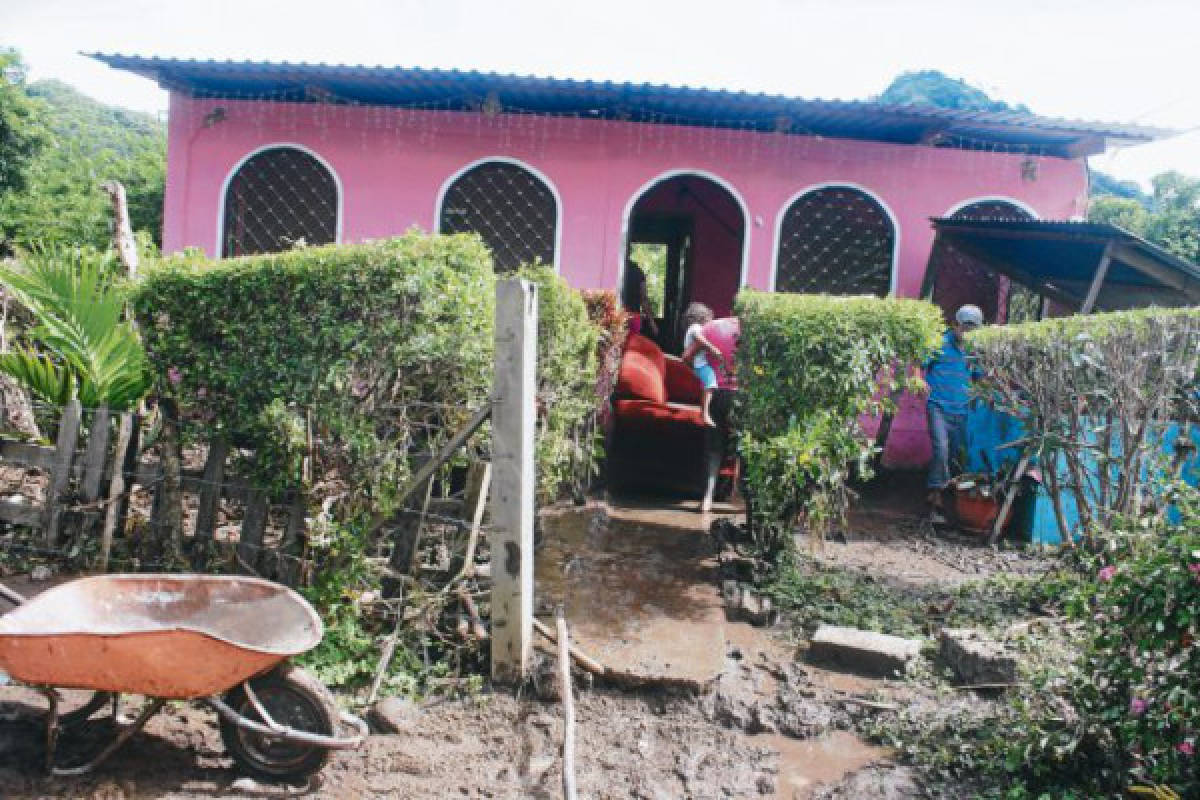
736,291 -> 942,559
971,308 -> 1200,541
134,234 -> 497,522
517,265 -> 599,503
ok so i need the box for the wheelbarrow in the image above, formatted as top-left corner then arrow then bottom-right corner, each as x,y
0,574 -> 367,780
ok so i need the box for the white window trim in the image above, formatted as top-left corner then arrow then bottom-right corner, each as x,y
215,142 -> 344,257
769,182 -> 900,295
433,156 -> 563,273
616,168 -> 751,294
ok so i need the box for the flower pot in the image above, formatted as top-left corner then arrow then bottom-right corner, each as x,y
949,487 -> 1012,535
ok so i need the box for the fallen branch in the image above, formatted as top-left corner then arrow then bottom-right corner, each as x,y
557,608 -> 577,800
533,617 -> 608,678
457,586 -> 488,641
367,615 -> 404,706
837,695 -> 900,712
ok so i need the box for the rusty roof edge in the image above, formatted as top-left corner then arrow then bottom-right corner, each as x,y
84,52 -> 1177,144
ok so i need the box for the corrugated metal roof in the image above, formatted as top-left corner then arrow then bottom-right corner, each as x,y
929,217 -> 1200,307
88,53 -> 1172,157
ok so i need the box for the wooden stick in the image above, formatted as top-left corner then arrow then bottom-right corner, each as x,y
101,181 -> 139,279
988,452 -> 1031,546
556,609 -> 578,800
457,587 -> 488,641
533,617 -> 608,677
365,405 -> 492,538
838,696 -> 900,712
367,615 -> 403,706
98,411 -> 134,571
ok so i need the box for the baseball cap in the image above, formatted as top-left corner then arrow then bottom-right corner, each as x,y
955,305 -> 984,327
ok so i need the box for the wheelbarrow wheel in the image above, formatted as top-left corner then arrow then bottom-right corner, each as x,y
219,665 -> 337,782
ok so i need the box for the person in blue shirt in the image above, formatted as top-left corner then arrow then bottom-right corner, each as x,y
924,304 -> 984,523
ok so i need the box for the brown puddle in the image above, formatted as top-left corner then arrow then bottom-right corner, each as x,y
768,730 -> 887,799
536,506 -> 727,687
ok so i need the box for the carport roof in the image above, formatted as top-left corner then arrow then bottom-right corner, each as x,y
87,53 -> 1173,157
927,217 -> 1200,311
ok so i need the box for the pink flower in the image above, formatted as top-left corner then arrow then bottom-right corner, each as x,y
1189,563 -> 1200,582
196,386 -> 207,399
1098,565 -> 1117,582
1178,741 -> 1194,757
167,367 -> 182,386
1130,698 -> 1148,716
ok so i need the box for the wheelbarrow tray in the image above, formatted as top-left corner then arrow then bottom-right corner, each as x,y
0,574 -> 323,699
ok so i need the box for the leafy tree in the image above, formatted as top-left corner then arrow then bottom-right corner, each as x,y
0,79 -> 165,254
877,70 -> 1028,113
1090,171 -> 1200,262
0,49 -> 46,196
1090,169 -> 1151,206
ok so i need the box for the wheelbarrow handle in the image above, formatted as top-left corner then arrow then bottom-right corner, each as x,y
207,694 -> 369,750
0,582 -> 26,608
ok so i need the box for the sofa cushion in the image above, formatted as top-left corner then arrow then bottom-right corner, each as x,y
613,398 -> 705,431
615,334 -> 667,404
663,356 -> 704,405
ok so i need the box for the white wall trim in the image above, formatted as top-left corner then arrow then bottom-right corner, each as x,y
943,195 -> 1041,220
433,156 -> 563,273
769,182 -> 901,295
616,168 -> 751,295
215,142 -> 344,257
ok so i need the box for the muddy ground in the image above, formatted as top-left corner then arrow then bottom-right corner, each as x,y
0,478 -> 1050,799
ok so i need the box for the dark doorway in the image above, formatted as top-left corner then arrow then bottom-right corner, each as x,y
625,175 -> 745,354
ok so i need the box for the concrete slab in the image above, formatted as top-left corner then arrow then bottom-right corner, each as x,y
536,505 -> 726,689
808,625 -> 921,677
939,628 -> 1019,684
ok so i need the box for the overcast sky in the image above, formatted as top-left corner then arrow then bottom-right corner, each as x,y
3,0 -> 1198,190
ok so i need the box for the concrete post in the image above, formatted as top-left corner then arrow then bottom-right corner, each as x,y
490,278 -> 537,683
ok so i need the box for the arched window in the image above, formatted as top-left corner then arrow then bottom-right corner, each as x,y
438,161 -> 558,271
934,200 -> 1036,323
775,187 -> 895,296
221,146 -> 339,257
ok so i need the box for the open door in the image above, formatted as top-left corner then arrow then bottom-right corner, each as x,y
625,174 -> 744,355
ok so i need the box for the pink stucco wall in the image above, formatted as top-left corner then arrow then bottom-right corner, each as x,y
162,93 -> 1090,468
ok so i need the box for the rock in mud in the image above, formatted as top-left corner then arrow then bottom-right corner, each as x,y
368,695 -> 420,733
813,765 -> 922,799
939,628 -> 1018,685
722,580 -> 778,627
808,625 -> 921,677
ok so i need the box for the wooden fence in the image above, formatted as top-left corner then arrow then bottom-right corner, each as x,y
0,399 -> 308,577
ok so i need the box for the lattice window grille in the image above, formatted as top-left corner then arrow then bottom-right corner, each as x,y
222,147 -> 338,258
938,200 -> 1037,323
775,188 -> 895,296
438,162 -> 557,272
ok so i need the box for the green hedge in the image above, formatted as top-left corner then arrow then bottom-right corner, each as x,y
134,234 -> 497,520
969,307 -> 1200,538
133,235 -> 608,523
735,291 -> 943,558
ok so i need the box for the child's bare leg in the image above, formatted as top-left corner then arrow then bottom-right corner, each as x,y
702,389 -> 715,427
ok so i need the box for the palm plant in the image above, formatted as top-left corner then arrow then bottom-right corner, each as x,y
0,245 -> 149,411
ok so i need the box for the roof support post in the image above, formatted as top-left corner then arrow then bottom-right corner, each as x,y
1080,241 -> 1115,314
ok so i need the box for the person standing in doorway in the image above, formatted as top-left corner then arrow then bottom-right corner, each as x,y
621,262 -> 659,340
924,304 -> 984,524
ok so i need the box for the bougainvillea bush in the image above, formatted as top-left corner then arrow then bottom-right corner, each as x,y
735,290 -> 942,559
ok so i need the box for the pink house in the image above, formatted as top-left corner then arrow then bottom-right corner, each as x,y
94,55 -> 1166,467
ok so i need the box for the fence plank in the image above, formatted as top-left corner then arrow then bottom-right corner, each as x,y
281,491 -> 306,552
490,278 -> 537,684
0,440 -> 56,470
78,405 -> 111,539
42,398 -> 82,547
99,411 -> 135,571
194,438 -> 229,539
238,490 -> 269,570
114,413 -> 142,536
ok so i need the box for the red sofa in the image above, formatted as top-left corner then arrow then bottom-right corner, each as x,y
608,333 -> 730,496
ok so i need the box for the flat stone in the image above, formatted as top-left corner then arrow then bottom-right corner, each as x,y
808,625 -> 921,677
368,695 -> 420,733
939,628 -> 1018,685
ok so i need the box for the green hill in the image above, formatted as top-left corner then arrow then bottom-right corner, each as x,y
0,79 -> 165,253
